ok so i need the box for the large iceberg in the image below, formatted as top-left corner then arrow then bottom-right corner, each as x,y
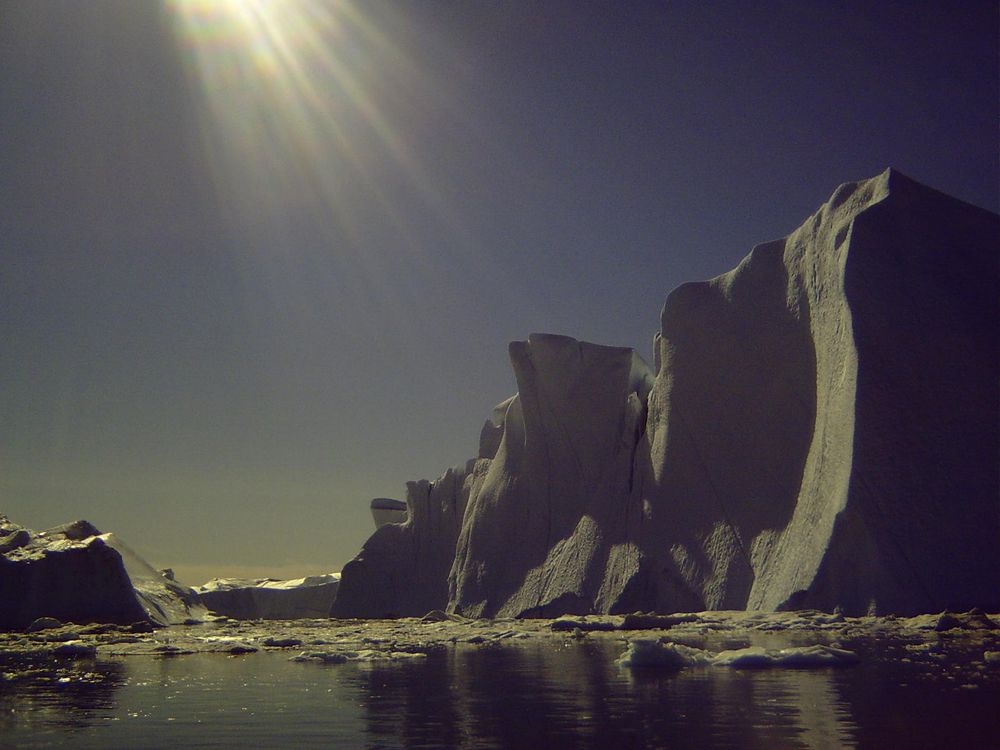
333,464 -> 481,617
197,574 -> 340,620
334,169 -> 999,618
0,515 -> 205,629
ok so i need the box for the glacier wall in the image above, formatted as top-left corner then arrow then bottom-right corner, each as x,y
334,169 -> 999,617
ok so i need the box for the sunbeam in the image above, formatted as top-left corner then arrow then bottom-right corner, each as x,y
166,0 -> 463,264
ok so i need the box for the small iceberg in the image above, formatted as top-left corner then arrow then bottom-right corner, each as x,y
615,639 -> 713,669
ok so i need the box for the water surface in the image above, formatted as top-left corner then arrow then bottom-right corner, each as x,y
2,637 -> 997,748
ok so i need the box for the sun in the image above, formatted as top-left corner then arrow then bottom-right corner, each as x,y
165,0 -> 445,244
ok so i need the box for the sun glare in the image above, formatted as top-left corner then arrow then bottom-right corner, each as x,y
166,0 -> 454,252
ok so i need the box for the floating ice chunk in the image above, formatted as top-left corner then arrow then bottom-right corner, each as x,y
52,641 -> 96,657
291,649 -> 428,664
26,617 -> 64,633
153,644 -> 194,656
352,649 -> 427,661
222,641 -> 257,654
291,651 -> 349,664
615,639 -> 713,669
710,647 -> 778,668
551,618 -> 616,632
41,630 -> 82,643
711,644 -> 859,668
619,613 -> 699,630
261,636 -> 304,647
617,640 -> 859,670
419,610 -> 451,622
419,609 -> 470,623
934,610 -> 998,632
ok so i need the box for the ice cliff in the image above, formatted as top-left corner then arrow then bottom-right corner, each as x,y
334,464 -> 480,617
334,169 -> 999,618
0,515 -> 205,629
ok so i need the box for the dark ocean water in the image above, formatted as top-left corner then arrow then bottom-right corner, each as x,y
2,638 -> 997,749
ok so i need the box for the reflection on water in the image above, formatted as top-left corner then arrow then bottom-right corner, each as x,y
0,655 -> 126,735
347,642 -> 858,749
1,640 -> 998,749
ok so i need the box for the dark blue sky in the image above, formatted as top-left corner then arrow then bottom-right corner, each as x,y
2,0 -> 996,583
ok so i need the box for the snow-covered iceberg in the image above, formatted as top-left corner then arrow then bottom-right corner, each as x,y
197,573 -> 340,620
0,515 -> 205,629
334,169 -> 999,619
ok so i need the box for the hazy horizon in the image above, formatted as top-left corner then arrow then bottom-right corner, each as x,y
3,1 -> 997,586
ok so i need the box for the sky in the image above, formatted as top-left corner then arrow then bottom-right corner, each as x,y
2,0 -> 997,585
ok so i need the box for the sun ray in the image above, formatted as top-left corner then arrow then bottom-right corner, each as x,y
165,0 -> 465,274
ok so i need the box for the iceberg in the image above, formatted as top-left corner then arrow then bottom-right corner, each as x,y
196,573 -> 340,620
0,515 -> 205,629
332,463 -> 479,617
334,169 -> 999,619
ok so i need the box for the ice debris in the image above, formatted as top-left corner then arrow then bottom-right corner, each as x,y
26,617 -> 64,633
550,619 -> 616,632
290,649 -> 427,664
290,651 -> 349,664
52,641 -> 97,658
617,639 -> 859,670
261,636 -> 305,648
711,645 -> 860,668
